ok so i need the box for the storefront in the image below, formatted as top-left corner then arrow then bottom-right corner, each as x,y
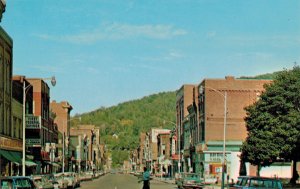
200,141 -> 243,183
0,137 -> 23,176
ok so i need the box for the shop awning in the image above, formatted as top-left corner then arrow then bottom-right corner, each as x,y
0,150 -> 21,164
10,151 -> 22,164
0,150 -> 38,167
51,162 -> 61,167
25,160 -> 37,167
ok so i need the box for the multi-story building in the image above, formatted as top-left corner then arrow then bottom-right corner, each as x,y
129,149 -> 138,172
0,4 -> 21,176
12,76 -> 35,175
157,132 -> 171,177
176,84 -> 197,173
70,125 -> 102,172
137,132 -> 146,172
50,100 -> 73,171
147,128 -> 170,174
24,78 -> 57,174
196,76 -> 272,181
169,128 -> 177,177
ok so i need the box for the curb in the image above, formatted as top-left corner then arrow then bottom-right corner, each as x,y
153,177 -> 175,184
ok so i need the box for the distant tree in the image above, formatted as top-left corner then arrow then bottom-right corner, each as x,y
241,66 -> 300,184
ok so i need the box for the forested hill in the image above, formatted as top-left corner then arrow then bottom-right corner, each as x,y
78,91 -> 177,149
239,70 -> 282,79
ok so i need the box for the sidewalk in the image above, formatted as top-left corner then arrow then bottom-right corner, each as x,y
153,177 -> 223,189
153,177 -> 175,184
202,185 -> 221,189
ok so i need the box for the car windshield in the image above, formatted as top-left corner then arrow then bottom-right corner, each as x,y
15,178 -> 32,189
236,177 -> 249,186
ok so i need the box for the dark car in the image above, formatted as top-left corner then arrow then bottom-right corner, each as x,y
0,176 -> 36,189
232,176 -> 283,189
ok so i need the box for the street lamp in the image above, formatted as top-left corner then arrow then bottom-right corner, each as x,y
199,85 -> 227,189
22,76 -> 56,176
62,117 -> 81,173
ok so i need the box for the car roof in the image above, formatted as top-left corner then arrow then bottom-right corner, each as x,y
1,176 -> 30,179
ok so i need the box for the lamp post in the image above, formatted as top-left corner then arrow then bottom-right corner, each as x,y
22,76 -> 56,176
199,85 -> 227,189
62,117 -> 81,173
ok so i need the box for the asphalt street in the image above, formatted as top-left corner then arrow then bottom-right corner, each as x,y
80,173 -> 177,189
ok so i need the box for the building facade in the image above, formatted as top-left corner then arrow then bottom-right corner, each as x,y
157,132 -> 171,177
141,128 -> 171,174
24,78 -> 57,174
50,100 -> 73,172
196,76 -> 272,181
0,9 -> 22,176
137,132 -> 146,172
70,125 -> 103,173
175,84 -> 197,174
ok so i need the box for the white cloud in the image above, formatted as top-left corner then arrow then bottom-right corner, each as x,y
36,23 -> 187,44
134,50 -> 184,62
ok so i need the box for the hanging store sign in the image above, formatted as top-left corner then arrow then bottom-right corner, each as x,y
0,137 -> 22,151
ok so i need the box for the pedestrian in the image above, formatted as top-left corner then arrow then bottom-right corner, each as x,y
142,167 -> 150,189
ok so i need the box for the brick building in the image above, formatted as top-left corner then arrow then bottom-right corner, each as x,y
137,132 -> 146,172
24,78 -> 57,174
50,101 -> 73,136
175,84 -> 197,173
196,76 -> 272,181
175,76 -> 274,181
50,100 -> 73,172
69,125 -> 103,172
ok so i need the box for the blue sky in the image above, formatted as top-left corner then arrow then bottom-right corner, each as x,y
2,0 -> 300,115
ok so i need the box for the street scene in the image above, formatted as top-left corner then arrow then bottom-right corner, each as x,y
0,0 -> 300,189
80,173 -> 175,189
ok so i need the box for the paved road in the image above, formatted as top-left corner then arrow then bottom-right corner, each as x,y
80,173 -> 177,189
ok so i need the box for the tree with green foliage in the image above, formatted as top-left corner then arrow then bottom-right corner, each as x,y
241,66 -> 300,184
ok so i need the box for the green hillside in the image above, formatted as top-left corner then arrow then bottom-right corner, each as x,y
239,70 -> 282,79
76,91 -> 177,167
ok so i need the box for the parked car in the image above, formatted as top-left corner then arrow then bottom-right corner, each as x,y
31,175 -> 54,189
63,172 -> 79,188
79,172 -> 93,181
0,176 -> 36,189
64,174 -> 75,189
43,174 -> 59,189
231,176 -> 283,189
54,173 -> 68,189
176,173 -> 204,189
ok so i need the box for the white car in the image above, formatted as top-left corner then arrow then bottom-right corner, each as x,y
54,173 -> 68,189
